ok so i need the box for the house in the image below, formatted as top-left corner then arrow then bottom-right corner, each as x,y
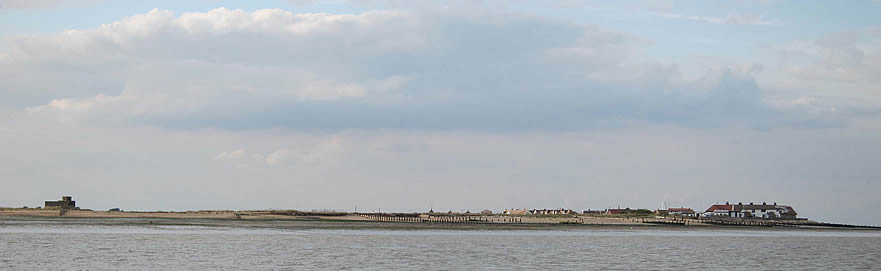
666,208 -> 696,217
529,209 -> 575,215
45,196 -> 77,209
606,208 -> 653,215
606,208 -> 630,215
703,202 -> 798,219
503,209 -> 529,215
739,202 -> 798,219
705,203 -> 737,217
777,205 -> 798,219
582,209 -> 604,215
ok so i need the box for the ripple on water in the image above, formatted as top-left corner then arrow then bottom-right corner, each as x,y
0,219 -> 879,270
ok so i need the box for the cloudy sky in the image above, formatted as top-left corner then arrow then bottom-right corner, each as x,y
1,0 -> 880,225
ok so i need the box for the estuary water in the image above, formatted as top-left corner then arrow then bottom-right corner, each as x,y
1,218 -> 880,270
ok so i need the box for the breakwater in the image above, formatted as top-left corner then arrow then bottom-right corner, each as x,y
359,214 -> 515,223
358,214 -> 595,224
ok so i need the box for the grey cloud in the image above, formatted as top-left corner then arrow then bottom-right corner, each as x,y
765,28 -> 881,113
3,8 -> 832,131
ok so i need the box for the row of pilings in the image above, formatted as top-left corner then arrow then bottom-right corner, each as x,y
360,214 -> 423,223
359,214 -> 524,224
697,217 -> 796,227
638,217 -> 687,225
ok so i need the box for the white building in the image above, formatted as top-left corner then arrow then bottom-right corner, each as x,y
503,209 -> 529,215
703,202 -> 798,219
666,208 -> 696,217
529,209 -> 575,215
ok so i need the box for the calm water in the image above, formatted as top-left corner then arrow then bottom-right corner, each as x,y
1,218 -> 880,270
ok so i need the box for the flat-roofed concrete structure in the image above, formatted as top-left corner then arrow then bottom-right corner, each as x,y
45,196 -> 76,209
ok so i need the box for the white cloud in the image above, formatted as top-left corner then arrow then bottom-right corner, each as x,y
28,94 -> 123,113
1,7 -> 820,131
3,8 -> 394,110
659,13 -> 781,25
768,96 -> 837,114
302,135 -> 346,164
215,148 -> 256,168
761,29 -> 881,111
265,149 -> 291,165
0,0 -> 96,9
215,149 -> 248,161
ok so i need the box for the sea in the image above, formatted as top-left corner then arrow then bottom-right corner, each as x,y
1,217 -> 879,270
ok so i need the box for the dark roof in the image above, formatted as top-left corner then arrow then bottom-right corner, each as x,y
740,205 -> 773,210
706,203 -> 797,215
778,205 -> 798,215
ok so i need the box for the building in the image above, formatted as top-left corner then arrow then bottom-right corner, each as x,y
703,202 -> 798,219
529,209 -> 575,215
666,208 -> 696,217
606,208 -> 653,215
605,208 -> 629,215
705,203 -> 737,217
45,196 -> 76,209
739,202 -> 798,219
503,209 -> 529,215
480,209 -> 493,215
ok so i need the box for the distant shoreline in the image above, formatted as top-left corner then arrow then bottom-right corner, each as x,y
1,208 -> 878,230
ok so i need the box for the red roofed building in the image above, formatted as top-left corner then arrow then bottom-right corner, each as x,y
705,203 -> 740,217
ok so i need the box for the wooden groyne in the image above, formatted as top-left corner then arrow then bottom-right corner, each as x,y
359,214 -> 524,224
640,218 -> 687,226
360,214 -> 423,223
783,222 -> 881,229
698,218 -> 799,228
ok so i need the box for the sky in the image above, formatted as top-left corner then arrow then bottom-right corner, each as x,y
1,0 -> 880,225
